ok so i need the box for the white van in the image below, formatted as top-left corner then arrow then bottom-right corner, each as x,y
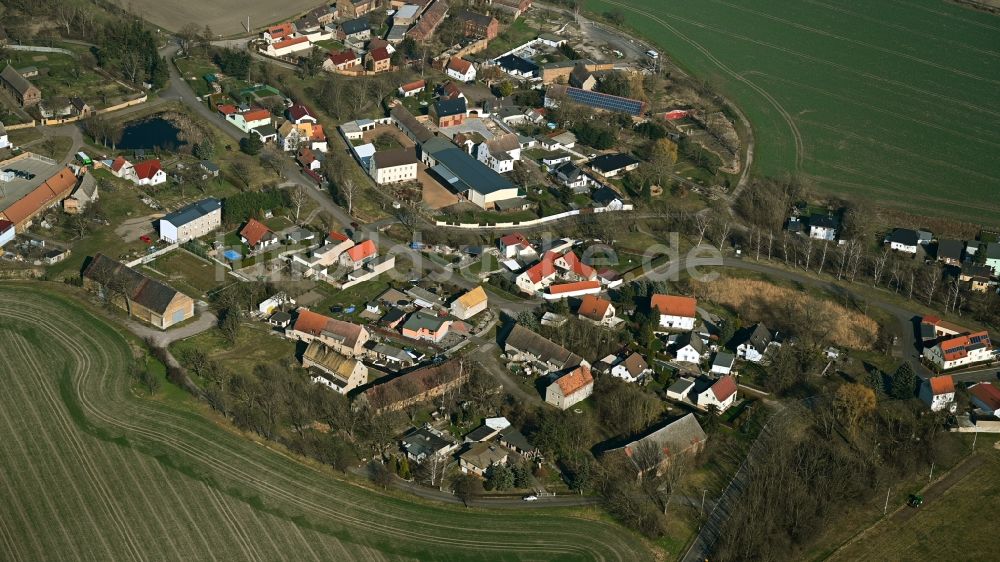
646,49 -> 659,59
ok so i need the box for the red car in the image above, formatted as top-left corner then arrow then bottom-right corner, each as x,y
140,235 -> 152,244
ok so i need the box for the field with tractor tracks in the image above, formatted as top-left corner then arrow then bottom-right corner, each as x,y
585,0 -> 1000,224
0,284 -> 650,561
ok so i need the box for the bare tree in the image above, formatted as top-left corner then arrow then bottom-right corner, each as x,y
715,218 -> 732,252
871,247 -> 891,287
230,159 -> 253,191
692,212 -> 710,247
289,186 -> 307,223
260,148 -> 285,178
921,263 -> 942,305
817,240 -> 830,275
342,178 -> 357,215
120,50 -> 143,84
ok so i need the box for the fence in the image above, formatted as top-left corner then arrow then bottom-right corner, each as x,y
434,204 -> 634,229
125,243 -> 178,268
40,94 -> 149,126
4,120 -> 37,130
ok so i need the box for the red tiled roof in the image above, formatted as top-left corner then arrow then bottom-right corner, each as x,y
345,239 -> 377,262
369,46 -> 391,62
0,167 -> 77,226
524,254 -> 557,284
310,124 -> 326,141
939,331 -> 991,362
400,79 -> 426,92
273,36 -> 309,50
970,383 -> 1000,411
328,231 -> 349,242
288,103 -> 313,121
240,218 -> 272,247
928,375 -> 955,396
328,49 -> 358,66
548,280 -> 601,295
241,108 -> 271,122
711,376 -> 737,402
0,220 -> 13,233
555,365 -> 593,396
111,156 -> 129,172
922,315 -> 941,325
448,57 -> 473,74
267,23 -> 294,39
651,294 -> 697,318
217,104 -> 237,115
560,251 -> 596,279
132,159 -> 162,180
578,294 -> 611,321
499,232 -> 530,248
292,308 -> 365,349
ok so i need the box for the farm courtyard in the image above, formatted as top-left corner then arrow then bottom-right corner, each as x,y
584,0 -> 1000,223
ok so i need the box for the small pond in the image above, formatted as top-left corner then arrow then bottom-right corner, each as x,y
118,117 -> 186,151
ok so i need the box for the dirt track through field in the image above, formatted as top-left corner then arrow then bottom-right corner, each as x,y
0,284 -> 651,561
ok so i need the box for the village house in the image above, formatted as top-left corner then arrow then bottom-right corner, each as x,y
363,359 -> 471,413
240,218 -> 279,252
545,365 -> 594,410
711,352 -> 736,376
370,148 -> 419,184
503,323 -> 587,374
302,340 -> 368,394
475,133 -> 521,174
158,198 -> 221,243
225,108 -> 272,134
263,22 -> 295,43
734,323 -> 778,362
406,0 -> 448,41
82,254 -> 195,329
459,442 -> 509,476
605,414 -> 707,478
431,97 -> 468,128
286,308 -> 370,357
589,153 -> 640,178
132,159 -> 167,186
450,286 -> 488,320
885,228 -> 919,254
969,383 -> 1000,417
610,352 -> 652,383
495,54 -> 539,79
338,17 -> 371,42
808,214 -> 839,241
366,46 -> 392,73
63,172 -> 99,215
266,36 -> 312,57
401,310 -> 451,342
959,262 -> 994,292
919,375 -> 956,412
935,239 -> 965,267
516,250 -> 597,294
577,294 -> 616,326
666,377 -> 696,401
0,64 -> 41,106
398,79 -> 426,97
650,294 -> 697,331
924,331 -> 994,370
498,232 -> 536,261
445,57 -> 477,82
697,375 -> 737,413
339,239 -> 378,270
673,332 -> 706,364
553,162 -> 590,191
569,64 -> 597,91
456,9 -> 499,39
338,0 -> 374,18
325,49 -> 361,71
985,242 -> 1000,276
401,426 -> 458,462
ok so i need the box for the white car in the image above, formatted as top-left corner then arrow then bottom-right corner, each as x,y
522,495 -> 538,502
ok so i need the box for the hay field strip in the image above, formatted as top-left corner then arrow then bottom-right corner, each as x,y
132,0 -> 320,36
585,0 -> 1000,223
0,284 -> 650,561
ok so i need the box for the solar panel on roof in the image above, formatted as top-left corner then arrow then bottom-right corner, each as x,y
564,87 -> 644,116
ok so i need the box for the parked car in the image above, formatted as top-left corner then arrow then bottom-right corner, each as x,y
522,495 -> 538,502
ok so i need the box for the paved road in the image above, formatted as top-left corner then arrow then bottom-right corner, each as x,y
124,304 -> 218,367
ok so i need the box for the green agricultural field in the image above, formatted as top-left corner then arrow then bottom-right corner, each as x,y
0,284 -> 652,561
585,0 -> 1000,224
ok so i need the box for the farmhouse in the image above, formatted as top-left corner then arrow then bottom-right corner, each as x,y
503,323 -> 587,374
132,159 -> 167,186
605,414 -> 707,478
545,365 -> 594,410
0,154 -> 79,230
650,294 -> 697,331
475,133 -> 521,174
577,294 -> 616,326
286,308 -> 370,357
445,57 -> 477,82
325,49 -> 361,71
339,239 -> 378,270
158,198 -> 222,243
431,97 -> 468,127
919,375 -> 955,412
362,360 -> 470,413
398,79 -> 426,97
82,254 -> 195,329
366,46 -> 392,73
885,228 -> 919,254
456,10 -> 499,40
0,64 -> 41,106
370,148 -> 419,184
303,341 -> 368,394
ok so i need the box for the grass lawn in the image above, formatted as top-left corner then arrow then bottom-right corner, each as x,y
173,56 -> 221,98
312,276 -> 392,316
484,17 -> 539,58
171,322 -> 299,375
584,0 -> 1000,224
0,284 -> 656,559
143,249 -> 227,298
5,50 -> 134,109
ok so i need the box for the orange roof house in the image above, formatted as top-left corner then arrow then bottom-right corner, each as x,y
342,239 -> 377,265
132,159 -> 162,181
928,375 -> 955,396
546,365 -> 594,409
266,23 -> 295,40
241,108 -> 271,122
239,218 -> 275,248
0,165 -> 78,229
650,294 -> 697,318
577,294 -> 612,322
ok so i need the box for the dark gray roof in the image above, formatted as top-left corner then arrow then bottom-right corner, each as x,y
713,351 -> 735,368
161,198 -> 221,228
676,331 -> 704,353
496,54 -> 539,75
936,239 -> 964,260
0,64 -> 35,96
427,147 -> 515,196
887,228 -> 919,246
986,242 -> 1000,260
555,161 -> 582,181
592,186 -> 622,206
569,64 -> 593,88
499,426 -> 535,452
808,214 -> 839,229
503,324 -> 584,370
736,323 -> 772,351
608,413 -> 707,464
667,377 -> 695,395
269,311 -> 292,323
434,97 -> 467,118
590,153 -> 639,173
401,427 -> 453,458
391,106 -> 435,144
373,148 -> 418,168
457,9 -> 494,27
341,17 -> 369,35
82,254 -> 186,314
379,307 -> 407,326
402,310 -> 448,332
465,425 -> 498,442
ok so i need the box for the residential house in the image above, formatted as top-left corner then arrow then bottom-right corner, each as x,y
697,375 -> 737,413
553,162 -> 589,191
592,186 -> 626,210
475,133 -> 520,174
363,360 -> 471,413
108,156 -> 134,180
808,214 -> 839,241
263,22 -> 296,43
986,243 -> 1000,276
498,232 -> 535,260
960,262 -> 994,292
286,308 -> 370,357
919,375 -> 955,412
969,383 -> 1000,417
515,250 -> 596,294
199,161 -> 220,177
287,103 -> 318,125
268,311 -> 292,328
367,342 -> 415,369
431,97 -> 468,127
674,332 -> 705,364
734,323 -> 777,362
546,365 -> 594,409
70,97 -> 91,117
711,352 -> 735,376
401,426 -> 458,462
924,331 -> 993,370
266,36 -> 311,57
132,159 -> 167,186
935,239 -> 965,266
438,81 -> 465,101
82,254 -> 194,329
666,377 -> 695,401
338,17 -> 371,42
480,0 -> 532,17
459,442 -> 509,476
446,57 -> 477,82
240,218 -> 279,251
401,310 -> 451,342
546,280 -> 601,299
503,323 -> 587,373
606,414 -> 707,478
589,153 -> 640,178
297,147 -> 324,171
611,352 -> 652,383
338,0 -> 374,18
407,286 -> 444,309
568,64 -> 596,91
339,239 -> 378,270
885,228 -> 919,254
302,340 -> 368,394
456,10 -> 499,39
450,286 -> 488,320
0,64 -> 41,106
498,426 -> 539,459
371,148 -> 419,184
495,54 -> 539,79
577,294 -> 616,326
650,294 -> 697,331
63,172 -> 99,214
226,108 -> 272,134
398,79 -> 426,97
366,46 -> 392,73
325,49 -> 361,71
158,198 -> 222,243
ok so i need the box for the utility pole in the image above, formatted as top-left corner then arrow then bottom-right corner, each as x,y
883,487 -> 891,516
700,489 -> 708,517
